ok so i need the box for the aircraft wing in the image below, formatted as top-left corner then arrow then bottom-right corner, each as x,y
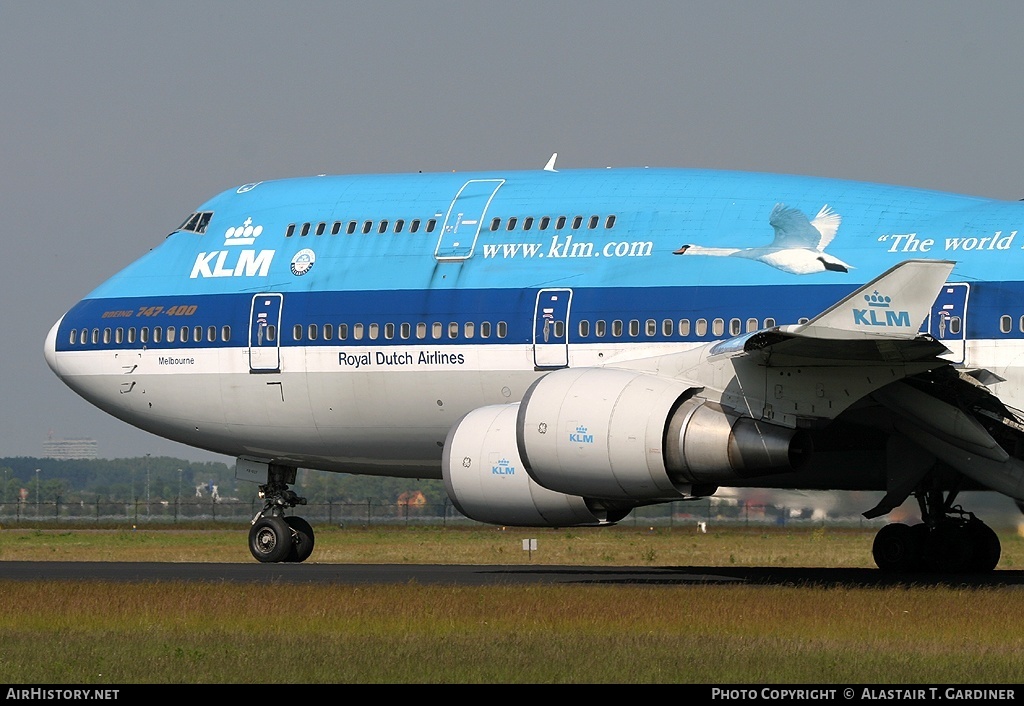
708,259 -> 955,364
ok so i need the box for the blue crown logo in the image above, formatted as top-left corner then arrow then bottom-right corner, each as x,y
864,291 -> 891,308
576,425 -> 588,434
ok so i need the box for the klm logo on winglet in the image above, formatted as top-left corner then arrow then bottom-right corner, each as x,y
569,425 -> 595,444
853,290 -> 911,328
491,458 -> 515,476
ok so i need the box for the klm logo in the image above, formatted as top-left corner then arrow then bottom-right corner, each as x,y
853,290 -> 911,328
491,458 -> 515,476
569,425 -> 594,444
190,250 -> 274,278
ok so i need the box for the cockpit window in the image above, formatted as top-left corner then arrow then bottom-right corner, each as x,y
178,211 -> 214,234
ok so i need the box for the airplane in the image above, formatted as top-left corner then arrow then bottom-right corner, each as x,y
43,154 -> 1024,572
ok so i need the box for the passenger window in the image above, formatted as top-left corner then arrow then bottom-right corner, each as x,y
153,327 -> 162,343
116,328 -> 124,344
506,217 -> 518,231
523,217 -> 534,231
432,322 -> 442,339
353,323 -> 364,340
316,222 -> 326,236
553,321 -> 565,338
338,324 -> 348,340
221,325 -> 231,342
579,320 -> 590,338
400,323 -> 411,339
426,219 -> 436,233
331,222 -> 342,235
368,323 -> 379,340
746,318 -> 759,332
384,323 -> 395,339
104,328 -> 112,344
464,322 -> 475,338
729,318 -> 742,336
479,322 -> 491,339
572,216 -> 583,229
378,220 -> 388,234
448,322 -> 459,339
763,318 -> 776,328
286,224 -> 295,238
308,323 -> 318,341
949,317 -> 962,335
127,328 -> 136,344
556,216 -> 567,229
193,326 -> 203,342
395,220 -> 404,233
1000,315 -> 1012,334
612,320 -> 623,337
678,319 -> 690,336
662,319 -> 673,336
92,329 -> 100,345
695,319 -> 707,337
347,221 -> 357,235
410,219 -> 421,233
589,215 -> 599,229
491,218 -> 501,231
265,325 -> 276,342
293,324 -> 303,341
140,328 -> 149,344
497,321 -> 507,338
628,320 -> 639,337
363,221 -> 373,234
605,215 -> 616,229
323,323 -> 334,340
166,327 -> 176,343
540,216 -> 550,230
646,319 -> 657,336
713,319 -> 725,336
300,223 -> 310,237
416,322 -> 427,339
207,326 -> 216,342
595,320 -> 606,338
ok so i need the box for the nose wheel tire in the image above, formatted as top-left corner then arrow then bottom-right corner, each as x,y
284,515 -> 315,563
249,516 -> 292,563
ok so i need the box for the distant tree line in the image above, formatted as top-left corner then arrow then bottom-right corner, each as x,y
0,457 -> 446,507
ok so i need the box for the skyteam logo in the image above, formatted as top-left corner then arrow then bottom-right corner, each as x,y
491,458 -> 515,476
569,424 -> 594,444
853,290 -> 911,328
290,249 -> 315,276
223,217 -> 264,246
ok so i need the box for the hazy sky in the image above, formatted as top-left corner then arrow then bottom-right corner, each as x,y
4,1 -> 1024,462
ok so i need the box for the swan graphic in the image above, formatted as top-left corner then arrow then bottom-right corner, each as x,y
672,203 -> 852,275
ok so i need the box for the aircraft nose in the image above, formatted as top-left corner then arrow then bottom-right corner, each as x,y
44,315 -> 64,376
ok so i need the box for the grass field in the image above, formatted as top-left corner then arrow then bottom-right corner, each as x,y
2,524 -> 1024,683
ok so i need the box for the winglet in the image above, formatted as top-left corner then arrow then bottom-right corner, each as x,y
781,259 -> 955,340
544,153 -> 558,172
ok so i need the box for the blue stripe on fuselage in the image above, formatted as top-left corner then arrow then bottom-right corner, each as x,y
53,280 -> 1024,353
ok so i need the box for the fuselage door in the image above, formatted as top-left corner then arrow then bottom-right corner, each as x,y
434,179 -> 504,261
249,293 -> 283,373
533,288 -> 572,369
926,283 -> 969,364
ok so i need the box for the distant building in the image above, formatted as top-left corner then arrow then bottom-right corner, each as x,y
42,437 -> 97,460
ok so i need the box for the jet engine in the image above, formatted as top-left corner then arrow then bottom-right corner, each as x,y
443,368 -> 809,526
516,368 -> 809,499
443,402 -> 622,527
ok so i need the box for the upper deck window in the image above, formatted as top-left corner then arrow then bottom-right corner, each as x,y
178,211 -> 213,234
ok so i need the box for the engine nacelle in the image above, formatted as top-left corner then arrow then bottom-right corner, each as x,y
517,368 -> 807,500
442,403 -> 616,527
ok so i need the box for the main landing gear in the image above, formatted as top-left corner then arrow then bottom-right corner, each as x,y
248,464 -> 315,563
871,487 -> 1000,574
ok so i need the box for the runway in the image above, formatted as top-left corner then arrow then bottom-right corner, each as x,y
4,561 -> 1024,587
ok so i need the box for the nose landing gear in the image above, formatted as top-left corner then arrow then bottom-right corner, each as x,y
247,463 -> 315,563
